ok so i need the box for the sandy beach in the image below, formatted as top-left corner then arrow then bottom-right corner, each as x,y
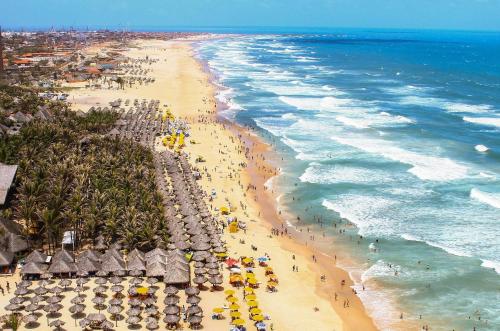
1,38 -> 378,331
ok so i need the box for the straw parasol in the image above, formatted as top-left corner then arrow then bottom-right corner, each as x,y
129,277 -> 143,285
69,303 -> 85,314
92,296 -> 106,305
186,305 -> 202,316
163,314 -> 180,324
145,306 -> 158,315
147,277 -> 159,285
126,316 -> 141,325
129,269 -> 143,277
93,285 -> 107,294
126,308 -> 141,316
49,286 -> 63,295
129,298 -> 142,306
25,303 -> 40,313
186,295 -> 201,305
109,276 -> 123,284
193,275 -> 207,285
46,295 -> 62,304
109,298 -> 123,306
185,286 -> 200,296
49,319 -> 65,329
34,286 -> 48,295
111,284 -> 124,293
188,315 -> 202,325
23,313 -> 38,325
14,287 -> 29,296
9,296 -> 24,304
164,286 -> 179,295
95,277 -> 107,285
164,305 -> 180,315
5,303 -> 21,312
164,296 -> 179,305
146,320 -> 159,330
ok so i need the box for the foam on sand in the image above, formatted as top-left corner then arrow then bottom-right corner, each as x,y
470,188 -> 500,209
331,136 -> 468,181
463,116 -> 500,128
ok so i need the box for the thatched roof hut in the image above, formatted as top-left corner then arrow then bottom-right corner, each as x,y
76,257 -> 100,274
145,247 -> 168,259
127,248 -> 145,261
0,250 -> 14,266
52,249 -> 74,263
25,250 -> 47,264
100,255 -> 126,274
145,261 -> 166,278
48,259 -> 77,274
164,265 -> 190,285
127,256 -> 146,271
21,262 -> 48,275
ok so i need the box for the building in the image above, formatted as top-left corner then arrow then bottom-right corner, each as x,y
0,163 -> 18,205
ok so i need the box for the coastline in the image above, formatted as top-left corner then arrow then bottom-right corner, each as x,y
196,44 -> 379,330
59,37 -> 379,330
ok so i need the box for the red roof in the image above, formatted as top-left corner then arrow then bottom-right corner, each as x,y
13,59 -> 32,65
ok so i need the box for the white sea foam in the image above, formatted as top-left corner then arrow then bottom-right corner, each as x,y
300,163 -> 393,185
335,112 -> 413,129
401,234 -> 473,258
480,259 -> 500,275
474,144 -> 489,152
470,188 -> 500,209
444,103 -> 493,114
331,136 -> 468,181
463,116 -> 500,128
279,96 -> 352,111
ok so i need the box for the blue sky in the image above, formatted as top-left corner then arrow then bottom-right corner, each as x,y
2,0 -> 500,31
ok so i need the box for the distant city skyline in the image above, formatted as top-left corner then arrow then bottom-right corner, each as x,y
1,0 -> 500,32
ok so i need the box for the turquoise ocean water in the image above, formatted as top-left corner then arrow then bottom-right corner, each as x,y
195,30 -> 500,331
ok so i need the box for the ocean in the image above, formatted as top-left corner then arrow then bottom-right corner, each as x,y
195,30 -> 500,331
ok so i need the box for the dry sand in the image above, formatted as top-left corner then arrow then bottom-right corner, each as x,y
0,38 -> 378,331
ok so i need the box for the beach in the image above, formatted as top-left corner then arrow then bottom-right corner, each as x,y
0,38 -> 378,330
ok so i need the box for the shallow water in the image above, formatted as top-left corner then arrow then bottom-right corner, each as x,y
196,30 -> 500,331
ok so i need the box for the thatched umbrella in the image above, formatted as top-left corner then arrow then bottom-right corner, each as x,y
129,269 -> 143,277
164,314 -> 181,324
19,280 -> 33,288
164,286 -> 179,295
92,296 -> 106,305
23,313 -> 39,326
186,295 -> 201,305
193,261 -> 205,268
59,279 -> 72,290
43,303 -> 63,316
9,296 -> 24,304
46,295 -> 62,304
187,305 -> 202,316
193,275 -> 207,286
126,316 -> 141,325
146,320 -> 159,330
109,298 -> 123,306
69,303 -> 85,315
76,278 -> 89,286
129,298 -> 142,306
30,296 -> 43,304
79,318 -> 90,328
194,268 -> 205,275
207,268 -> 220,276
145,306 -> 158,316
111,284 -> 124,293
188,315 -> 202,326
185,286 -> 200,296
109,276 -> 123,284
95,277 -> 107,285
126,308 -> 141,316
25,303 -> 40,313
102,320 -> 114,330
93,285 -> 107,294
129,277 -> 143,285
5,303 -> 21,312
75,285 -> 85,295
208,275 -> 223,286
96,270 -> 108,277
205,262 -> 219,269
34,286 -> 48,295
143,297 -> 156,306
108,305 -> 124,326
14,287 -> 29,296
87,313 -> 106,325
71,296 -> 85,304
113,269 -> 127,277
164,296 -> 180,305
49,286 -> 63,295
49,319 -> 65,330
164,305 -> 180,315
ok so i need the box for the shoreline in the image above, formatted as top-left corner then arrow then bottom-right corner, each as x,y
9,37 -> 378,330
196,48 -> 379,329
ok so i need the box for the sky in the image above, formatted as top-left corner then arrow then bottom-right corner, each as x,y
1,0 -> 500,32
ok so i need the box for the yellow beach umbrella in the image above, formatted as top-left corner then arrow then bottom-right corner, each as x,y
229,303 -> 240,310
247,300 -> 259,307
252,314 -> 264,322
227,296 -> 238,303
232,319 -> 245,326
244,287 -> 254,293
267,281 -> 278,287
247,278 -> 257,285
213,307 -> 224,313
230,311 -> 241,318
250,308 -> 262,315
265,266 -> 273,272
242,257 -> 253,264
224,289 -> 235,295
136,287 -> 148,295
216,252 -> 228,258
245,294 -> 257,301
